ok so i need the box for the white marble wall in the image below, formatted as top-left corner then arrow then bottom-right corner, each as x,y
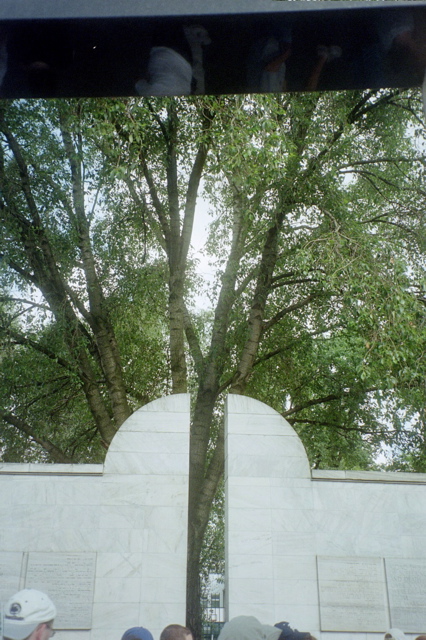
0,394 -> 190,640
225,394 -> 426,640
3,393 -> 426,640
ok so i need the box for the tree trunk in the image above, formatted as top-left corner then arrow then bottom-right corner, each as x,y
187,388 -> 225,639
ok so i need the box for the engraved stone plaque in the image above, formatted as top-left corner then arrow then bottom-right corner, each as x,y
386,558 -> 426,632
317,556 -> 388,632
0,552 -> 23,601
25,553 -> 96,629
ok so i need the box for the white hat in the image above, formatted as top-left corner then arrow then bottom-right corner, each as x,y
385,630 -> 407,640
3,589 -> 57,640
218,616 -> 281,640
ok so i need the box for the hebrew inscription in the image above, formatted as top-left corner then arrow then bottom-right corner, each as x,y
26,553 -> 96,629
386,558 -> 426,632
317,556 -> 388,632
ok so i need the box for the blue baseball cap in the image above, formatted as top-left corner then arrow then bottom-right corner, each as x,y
274,622 -> 310,640
122,628 -> 154,640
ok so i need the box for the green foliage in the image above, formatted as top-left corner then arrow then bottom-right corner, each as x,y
1,91 -> 426,628
0,98 -> 170,460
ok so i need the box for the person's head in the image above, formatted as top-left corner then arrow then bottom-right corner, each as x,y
3,589 -> 57,640
160,624 -> 193,640
218,616 -> 281,640
385,630 -> 407,640
274,621 -> 313,640
121,628 -> 154,640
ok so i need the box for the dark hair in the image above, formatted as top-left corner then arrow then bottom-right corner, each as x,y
160,625 -> 192,640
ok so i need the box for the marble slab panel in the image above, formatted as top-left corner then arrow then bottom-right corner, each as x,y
143,505 -> 187,531
96,528 -> 143,554
273,556 -> 318,582
406,535 -> 426,558
226,483 -> 272,509
269,485 -> 314,510
226,394 -> 283,416
227,434 -> 308,458
272,531 -> 315,556
273,579 -> 319,606
31,529 -> 100,553
386,558 -> 426,632
396,510 -> 426,533
227,453 -> 310,478
99,505 -> 148,530
53,478 -> 103,506
271,509 -> 316,532
25,552 -> 96,629
317,557 -> 388,632
0,504 -> 57,529
313,483 -> 391,513
139,577 -> 186,603
0,476 -> 22,504
113,413 -> 189,434
355,537 -> 411,558
225,414 -> 301,437
93,576 -> 141,603
314,481 -> 426,515
101,476 -> 188,506
95,553 -> 143,578
0,527 -> 39,551
5,477 -> 102,507
227,530 -> 273,556
104,451 -> 189,476
107,431 -> 189,454
228,578 -> 275,604
227,554 -> 274,580
314,510 -> 401,537
227,507 -> 272,532
100,504 -> 187,534
140,552 -> 187,579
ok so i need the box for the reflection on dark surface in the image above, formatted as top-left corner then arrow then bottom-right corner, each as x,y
0,4 -> 426,97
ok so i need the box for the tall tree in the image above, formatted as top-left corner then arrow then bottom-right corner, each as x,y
91,91 -> 426,634
1,91 -> 426,636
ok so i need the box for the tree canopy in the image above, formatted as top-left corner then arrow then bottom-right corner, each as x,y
1,91 -> 426,636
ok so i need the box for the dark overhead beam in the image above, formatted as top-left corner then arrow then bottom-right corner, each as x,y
0,1 -> 425,97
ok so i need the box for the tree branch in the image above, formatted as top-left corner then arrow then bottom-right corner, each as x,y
0,409 -> 74,463
3,327 -> 76,372
283,387 -> 380,417
262,293 -> 318,333
0,296 -> 50,312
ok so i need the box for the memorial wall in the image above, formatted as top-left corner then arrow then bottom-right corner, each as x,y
0,394 -> 190,640
225,395 -> 426,640
1,393 -> 426,640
